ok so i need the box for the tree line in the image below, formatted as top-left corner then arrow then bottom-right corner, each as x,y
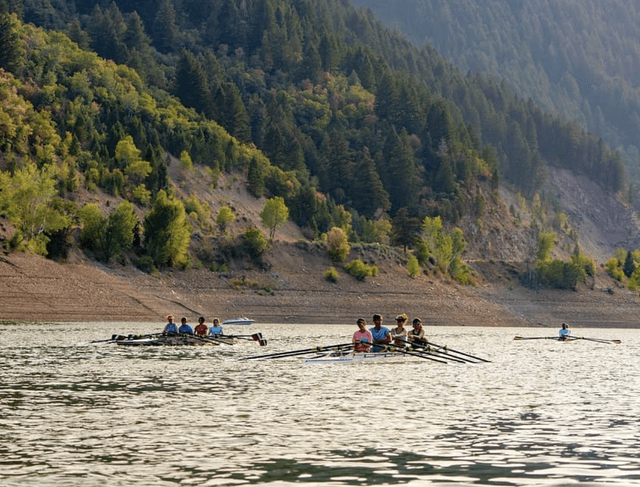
0,0 -> 627,284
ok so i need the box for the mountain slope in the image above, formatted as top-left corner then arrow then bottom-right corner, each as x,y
353,0 -> 640,190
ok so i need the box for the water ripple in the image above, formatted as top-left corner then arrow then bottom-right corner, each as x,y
3,323 -> 640,485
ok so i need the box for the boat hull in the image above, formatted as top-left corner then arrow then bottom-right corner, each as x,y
115,335 -> 235,346
304,352 -> 406,363
222,318 -> 254,326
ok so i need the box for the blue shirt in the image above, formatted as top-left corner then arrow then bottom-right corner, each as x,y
209,325 -> 223,336
179,324 -> 193,334
164,323 -> 177,334
370,326 -> 390,352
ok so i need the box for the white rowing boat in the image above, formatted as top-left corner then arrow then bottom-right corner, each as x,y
115,335 -> 237,346
303,351 -> 406,364
222,317 -> 254,326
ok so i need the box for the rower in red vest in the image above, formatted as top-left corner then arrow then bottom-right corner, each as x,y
194,316 -> 208,336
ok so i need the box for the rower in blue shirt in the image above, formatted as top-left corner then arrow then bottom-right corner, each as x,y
163,315 -> 178,335
559,322 -> 571,340
178,317 -> 194,335
208,318 -> 223,336
369,313 -> 391,352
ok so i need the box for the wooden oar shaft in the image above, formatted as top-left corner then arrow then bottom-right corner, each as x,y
394,338 -> 470,363
515,336 -> 621,344
364,341 -> 450,364
426,341 -> 491,363
571,336 -> 621,344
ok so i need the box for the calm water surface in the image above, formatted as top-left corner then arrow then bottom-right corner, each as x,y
2,322 -> 640,486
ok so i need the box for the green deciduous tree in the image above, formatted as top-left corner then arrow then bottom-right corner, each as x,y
216,206 -> 235,232
0,162 -> 70,254
260,196 -> 289,240
103,200 -> 137,262
78,203 -> 105,251
143,190 -> 191,267
535,231 -> 556,262
325,226 -> 350,262
243,227 -> 268,257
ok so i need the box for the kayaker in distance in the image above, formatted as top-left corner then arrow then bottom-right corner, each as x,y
208,318 -> 223,336
559,322 -> 571,340
163,315 -> 177,335
370,313 -> 391,352
352,318 -> 372,352
178,317 -> 193,335
194,317 -> 208,336
390,314 -> 408,346
408,318 -> 427,347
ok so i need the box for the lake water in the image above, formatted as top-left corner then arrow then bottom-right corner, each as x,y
2,322 -> 640,486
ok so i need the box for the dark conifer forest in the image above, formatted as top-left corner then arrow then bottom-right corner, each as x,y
0,0 -> 627,280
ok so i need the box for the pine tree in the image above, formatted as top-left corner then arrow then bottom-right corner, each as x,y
0,12 -> 23,72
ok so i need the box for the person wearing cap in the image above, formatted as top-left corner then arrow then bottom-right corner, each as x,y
390,314 -> 408,346
558,322 -> 571,340
208,318 -> 223,337
369,313 -> 391,352
352,318 -> 373,352
194,317 -> 208,336
178,317 -> 194,335
163,315 -> 178,335
408,318 -> 427,347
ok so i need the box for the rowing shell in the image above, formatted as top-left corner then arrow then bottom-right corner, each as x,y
115,335 -> 236,346
303,351 -> 406,364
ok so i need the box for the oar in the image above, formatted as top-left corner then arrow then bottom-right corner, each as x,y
91,333 -> 161,344
425,340 -> 491,363
393,338 -> 473,363
370,342 -> 449,364
91,334 -> 126,343
569,336 -> 621,344
217,333 -> 267,346
243,342 -> 355,360
514,336 -> 559,340
223,333 -> 263,340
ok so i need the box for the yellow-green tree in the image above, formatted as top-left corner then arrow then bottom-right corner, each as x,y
260,196 -> 289,240
143,190 -> 191,267
216,206 -> 235,232
325,226 -> 350,262
0,162 -> 70,254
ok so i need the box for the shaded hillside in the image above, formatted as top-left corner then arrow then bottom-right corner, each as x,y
353,0 -> 640,192
0,3 -> 634,298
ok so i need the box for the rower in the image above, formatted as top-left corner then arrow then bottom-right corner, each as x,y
390,313 -> 408,346
408,318 -> 427,347
208,318 -> 223,337
353,318 -> 372,352
559,322 -> 571,340
369,313 -> 391,352
178,317 -> 194,335
163,315 -> 177,335
194,317 -> 208,336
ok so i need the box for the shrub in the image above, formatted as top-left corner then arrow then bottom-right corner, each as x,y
243,227 -> 268,256
325,266 -> 339,283
135,255 -> 157,274
407,255 -> 421,277
326,227 -> 350,261
344,259 -> 378,281
536,259 -> 586,290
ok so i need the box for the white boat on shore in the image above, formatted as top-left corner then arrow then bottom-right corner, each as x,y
304,351 -> 406,364
222,317 -> 254,326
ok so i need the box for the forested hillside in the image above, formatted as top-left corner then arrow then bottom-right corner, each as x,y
353,0 -> 640,194
0,0 -> 628,289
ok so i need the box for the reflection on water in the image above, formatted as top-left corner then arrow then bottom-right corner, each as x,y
2,322 -> 640,486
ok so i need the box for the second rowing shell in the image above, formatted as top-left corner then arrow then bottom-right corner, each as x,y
304,352 -> 406,364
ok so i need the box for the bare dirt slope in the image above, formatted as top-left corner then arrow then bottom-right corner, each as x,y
2,163 -> 640,329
